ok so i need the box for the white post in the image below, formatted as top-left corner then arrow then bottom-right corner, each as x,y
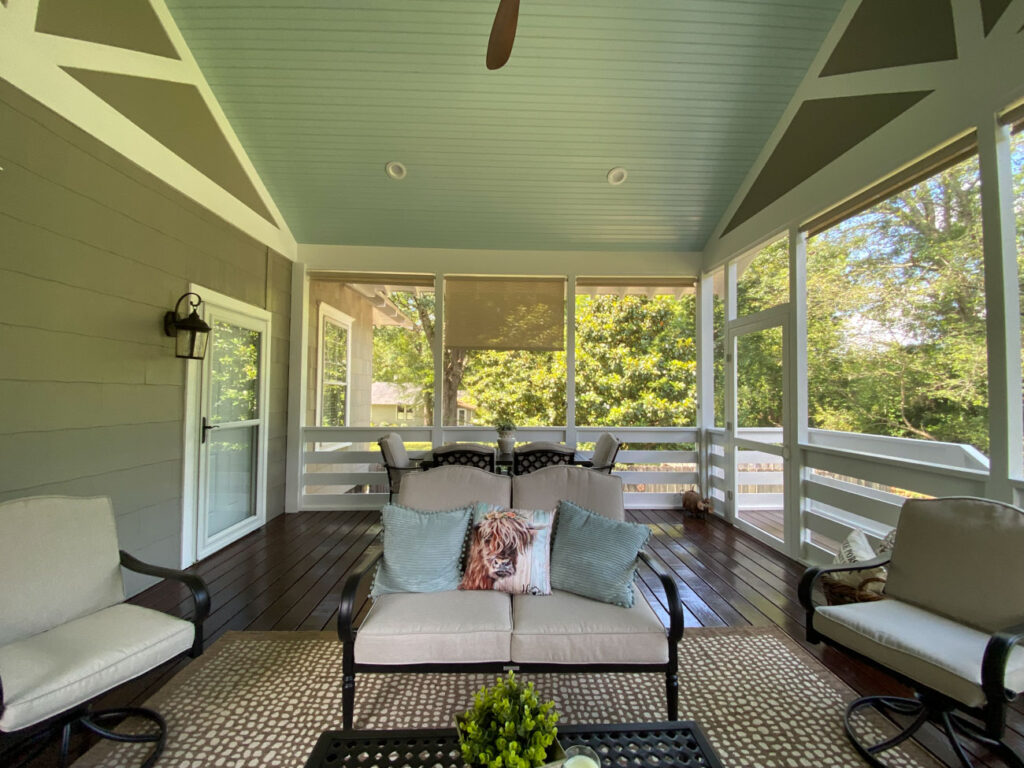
695,272 -> 715,496
565,275 -> 577,448
785,227 -> 809,560
978,117 -> 1022,501
433,274 -> 444,447
285,261 -> 308,514
724,262 -> 738,524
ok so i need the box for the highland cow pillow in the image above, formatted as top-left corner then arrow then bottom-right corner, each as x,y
459,503 -> 554,595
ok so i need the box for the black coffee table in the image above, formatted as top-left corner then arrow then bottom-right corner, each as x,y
305,721 -> 723,768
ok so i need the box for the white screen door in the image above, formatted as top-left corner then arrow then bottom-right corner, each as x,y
185,288 -> 271,563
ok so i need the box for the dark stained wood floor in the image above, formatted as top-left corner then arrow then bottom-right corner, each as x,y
10,509 -> 1023,766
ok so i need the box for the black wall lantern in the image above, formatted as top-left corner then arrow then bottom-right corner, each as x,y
164,292 -> 211,360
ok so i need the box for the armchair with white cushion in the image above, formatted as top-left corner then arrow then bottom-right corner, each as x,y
0,496 -> 209,768
799,496 -> 1024,767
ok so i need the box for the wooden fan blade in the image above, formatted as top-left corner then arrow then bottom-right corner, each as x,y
486,0 -> 519,70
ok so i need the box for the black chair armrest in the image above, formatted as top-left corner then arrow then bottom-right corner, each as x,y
797,555 -> 891,611
638,549 -> 684,643
982,620 -> 1024,706
120,550 -> 211,656
338,550 -> 384,644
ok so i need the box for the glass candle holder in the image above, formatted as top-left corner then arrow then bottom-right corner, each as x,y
563,744 -> 601,768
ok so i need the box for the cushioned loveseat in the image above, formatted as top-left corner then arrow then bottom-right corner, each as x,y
337,465 -> 683,729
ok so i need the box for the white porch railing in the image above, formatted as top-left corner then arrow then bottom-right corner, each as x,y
704,425 -> 990,563
299,426 -> 698,511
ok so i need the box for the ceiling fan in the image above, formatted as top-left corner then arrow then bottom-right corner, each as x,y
486,0 -> 519,70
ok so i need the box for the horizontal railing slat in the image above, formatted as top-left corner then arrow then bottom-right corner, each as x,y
304,471 -> 384,485
618,470 -> 696,485
803,475 -> 903,528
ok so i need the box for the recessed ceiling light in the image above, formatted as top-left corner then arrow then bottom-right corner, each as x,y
385,161 -> 407,180
607,167 -> 628,186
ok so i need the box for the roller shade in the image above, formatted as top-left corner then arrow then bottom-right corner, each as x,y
803,132 -> 978,237
445,276 -> 565,351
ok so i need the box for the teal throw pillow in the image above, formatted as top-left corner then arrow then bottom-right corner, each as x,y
371,503 -> 473,597
550,500 -> 650,608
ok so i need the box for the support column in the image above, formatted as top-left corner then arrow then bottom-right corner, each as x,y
285,260 -> 308,514
695,272 -> 715,495
978,117 -> 1022,500
433,274 -> 444,446
785,227 -> 809,561
565,275 -> 577,448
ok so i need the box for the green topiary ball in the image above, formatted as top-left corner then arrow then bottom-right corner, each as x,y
458,671 -> 560,768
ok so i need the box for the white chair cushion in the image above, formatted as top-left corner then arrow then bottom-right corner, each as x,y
0,603 -> 194,731
815,599 -> 1024,708
398,465 -> 511,510
512,466 -> 625,521
355,591 -> 512,664
379,433 -> 411,469
510,589 -> 668,664
0,496 -> 124,646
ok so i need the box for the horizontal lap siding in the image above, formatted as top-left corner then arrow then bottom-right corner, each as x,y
0,81 -> 291,596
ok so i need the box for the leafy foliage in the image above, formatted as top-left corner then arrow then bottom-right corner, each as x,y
458,672 -> 559,768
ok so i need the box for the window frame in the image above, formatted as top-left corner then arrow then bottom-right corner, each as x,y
315,302 -> 354,428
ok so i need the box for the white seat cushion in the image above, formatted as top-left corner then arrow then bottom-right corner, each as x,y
0,603 -> 194,731
815,599 -> 1024,708
510,590 -> 668,664
355,591 -> 512,664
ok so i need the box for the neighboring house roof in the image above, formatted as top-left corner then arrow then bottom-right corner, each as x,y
371,382 -> 476,411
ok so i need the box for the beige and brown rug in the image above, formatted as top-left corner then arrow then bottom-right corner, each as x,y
74,627 -> 940,768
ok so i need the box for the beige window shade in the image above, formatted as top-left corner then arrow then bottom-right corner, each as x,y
445,277 -> 566,351
803,132 -> 978,237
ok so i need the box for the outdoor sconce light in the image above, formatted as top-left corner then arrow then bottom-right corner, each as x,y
164,292 -> 211,360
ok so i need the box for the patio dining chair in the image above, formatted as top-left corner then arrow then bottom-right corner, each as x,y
579,432 -> 621,474
378,433 -> 422,502
512,441 -> 575,475
429,443 -> 496,472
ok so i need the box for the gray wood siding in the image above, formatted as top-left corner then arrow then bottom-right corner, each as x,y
0,80 -> 291,595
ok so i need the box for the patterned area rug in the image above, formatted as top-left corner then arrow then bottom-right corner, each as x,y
74,627 -> 940,768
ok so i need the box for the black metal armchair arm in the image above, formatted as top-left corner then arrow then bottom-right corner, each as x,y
638,549 -> 684,643
338,550 -> 383,644
120,550 -> 211,656
797,555 -> 891,611
982,620 -> 1024,709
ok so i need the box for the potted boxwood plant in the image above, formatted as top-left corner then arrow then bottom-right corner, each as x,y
457,671 -> 562,768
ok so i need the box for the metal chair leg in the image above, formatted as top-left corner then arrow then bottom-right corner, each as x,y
79,707 -> 166,768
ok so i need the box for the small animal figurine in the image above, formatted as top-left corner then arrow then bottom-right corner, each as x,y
682,489 -> 712,519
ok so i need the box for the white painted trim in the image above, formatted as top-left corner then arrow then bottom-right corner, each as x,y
314,302 -> 354,428
179,356 -> 200,568
0,0 -> 297,258
300,244 -> 700,278
182,284 -> 271,564
703,0 -> 1024,268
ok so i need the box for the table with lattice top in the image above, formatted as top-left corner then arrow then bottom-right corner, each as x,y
305,721 -> 724,768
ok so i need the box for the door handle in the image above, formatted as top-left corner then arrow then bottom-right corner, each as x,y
202,416 -> 220,444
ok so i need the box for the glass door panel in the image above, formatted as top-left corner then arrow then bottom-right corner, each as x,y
207,426 -> 258,538
197,309 -> 268,559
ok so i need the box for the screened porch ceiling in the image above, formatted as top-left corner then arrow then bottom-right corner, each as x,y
160,0 -> 845,252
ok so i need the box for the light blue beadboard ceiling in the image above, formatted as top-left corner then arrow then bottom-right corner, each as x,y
165,0 -> 844,252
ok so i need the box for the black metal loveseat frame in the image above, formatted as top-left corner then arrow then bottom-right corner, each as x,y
337,548 -> 683,731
